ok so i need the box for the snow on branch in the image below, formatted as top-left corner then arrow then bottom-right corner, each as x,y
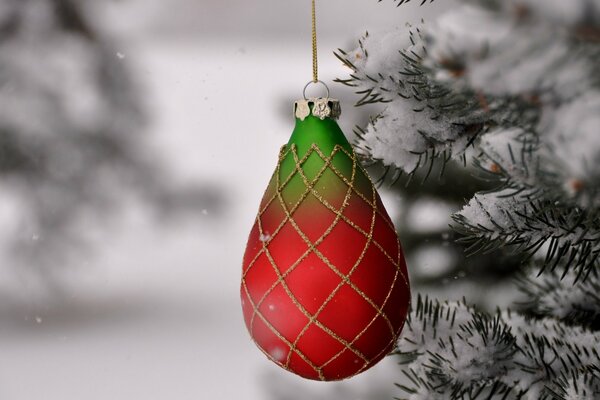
335,25 -> 532,174
548,371 -> 600,400
364,1 -> 600,398
475,127 -> 541,188
340,0 -> 600,273
343,1 -> 600,178
396,295 -> 600,399
476,94 -> 600,209
460,98 -> 600,273
453,190 -> 600,277
516,264 -> 600,329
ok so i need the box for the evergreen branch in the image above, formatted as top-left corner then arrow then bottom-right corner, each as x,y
453,190 -> 600,280
516,265 -> 600,330
335,25 -> 537,181
341,1 -> 600,399
545,370 -> 600,400
396,296 -> 600,399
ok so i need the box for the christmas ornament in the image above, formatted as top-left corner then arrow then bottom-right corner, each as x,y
240,0 -> 410,381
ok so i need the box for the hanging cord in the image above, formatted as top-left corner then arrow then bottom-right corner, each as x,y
311,0 -> 318,83
303,0 -> 329,99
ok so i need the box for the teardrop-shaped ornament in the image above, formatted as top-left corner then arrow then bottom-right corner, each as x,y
241,96 -> 410,381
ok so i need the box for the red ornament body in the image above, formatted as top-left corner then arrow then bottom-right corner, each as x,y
241,98 -> 410,381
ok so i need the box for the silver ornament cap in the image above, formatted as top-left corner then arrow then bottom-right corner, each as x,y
294,98 -> 342,121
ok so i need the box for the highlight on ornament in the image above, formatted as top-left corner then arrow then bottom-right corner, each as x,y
240,93 -> 410,381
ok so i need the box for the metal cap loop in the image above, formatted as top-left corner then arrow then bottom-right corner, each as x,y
303,80 -> 330,100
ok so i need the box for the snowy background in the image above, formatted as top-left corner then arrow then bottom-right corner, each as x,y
0,1 -> 455,399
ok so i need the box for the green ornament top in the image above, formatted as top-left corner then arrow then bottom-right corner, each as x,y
288,98 -> 351,160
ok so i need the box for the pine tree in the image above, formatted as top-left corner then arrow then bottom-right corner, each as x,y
332,0 -> 600,398
0,0 -> 223,282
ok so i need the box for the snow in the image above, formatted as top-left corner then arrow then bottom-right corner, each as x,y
562,374 -> 600,400
358,99 -> 463,171
479,127 -> 541,186
504,312 -> 600,364
538,277 -> 590,319
399,299 -> 600,399
401,300 -> 473,354
458,190 -> 518,233
523,267 -> 600,322
351,25 -> 424,79
457,185 -> 595,245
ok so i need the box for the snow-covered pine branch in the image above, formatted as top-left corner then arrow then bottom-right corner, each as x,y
335,24 -> 535,175
516,261 -> 600,329
396,295 -> 600,399
337,1 -> 600,399
453,190 -> 600,276
338,0 -> 600,273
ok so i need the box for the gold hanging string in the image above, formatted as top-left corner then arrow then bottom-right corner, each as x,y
303,0 -> 328,99
311,0 -> 318,83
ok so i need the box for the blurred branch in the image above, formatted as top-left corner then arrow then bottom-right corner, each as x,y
0,0 -> 227,289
